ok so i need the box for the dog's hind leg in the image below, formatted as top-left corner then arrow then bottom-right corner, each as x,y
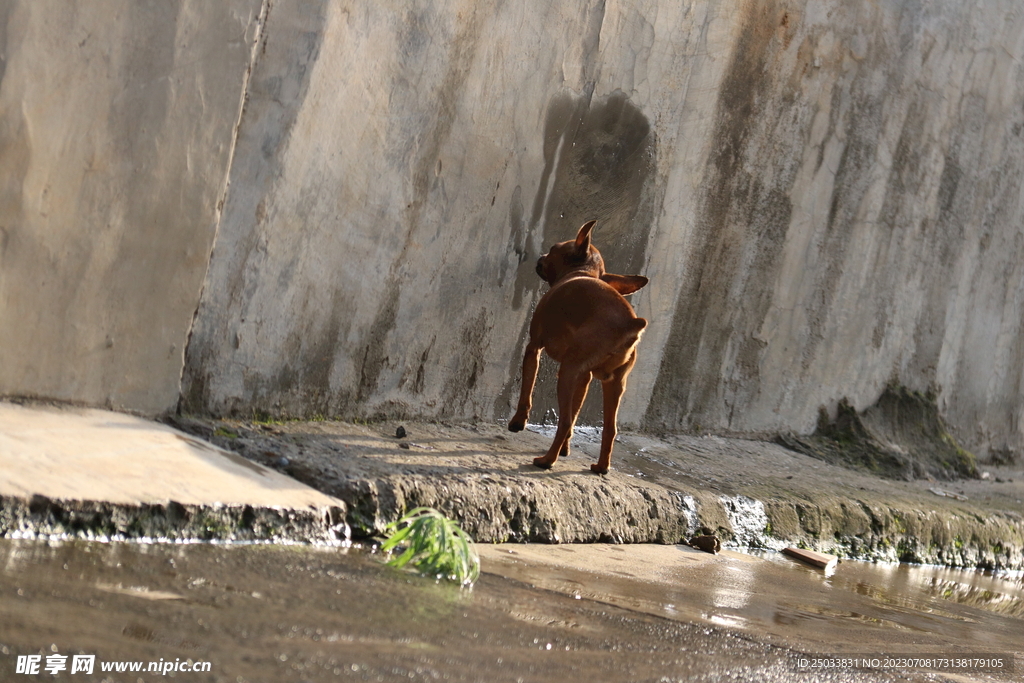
592,349 -> 637,475
509,342 -> 542,432
534,367 -> 590,469
559,370 -> 592,458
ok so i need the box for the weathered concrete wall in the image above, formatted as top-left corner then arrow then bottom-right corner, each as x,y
180,0 -> 737,425
4,1 -> 1024,461
0,0 -> 262,413
181,0 -> 1024,461
642,1 -> 1024,463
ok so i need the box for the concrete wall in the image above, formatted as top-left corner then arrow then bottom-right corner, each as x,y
0,0 -> 262,413
4,1 -> 1024,460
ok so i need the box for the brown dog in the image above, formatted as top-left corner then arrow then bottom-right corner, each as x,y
508,220 -> 648,474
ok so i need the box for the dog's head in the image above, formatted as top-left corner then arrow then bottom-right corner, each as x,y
536,220 -> 649,295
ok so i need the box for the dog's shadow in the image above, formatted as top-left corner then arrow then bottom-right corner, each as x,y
511,462 -> 612,478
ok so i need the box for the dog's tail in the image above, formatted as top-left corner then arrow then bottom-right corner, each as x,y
623,317 -> 647,347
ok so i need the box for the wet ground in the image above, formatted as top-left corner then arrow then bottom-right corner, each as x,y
479,544 -> 1024,656
1,539 -> 1020,683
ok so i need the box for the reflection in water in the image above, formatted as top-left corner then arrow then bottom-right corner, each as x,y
710,565 -> 755,610
822,559 -> 1024,621
479,544 -> 1024,659
708,613 -> 748,629
920,574 -> 1024,617
749,552 -> 1023,650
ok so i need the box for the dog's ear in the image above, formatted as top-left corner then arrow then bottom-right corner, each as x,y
574,220 -> 597,253
601,273 -> 648,295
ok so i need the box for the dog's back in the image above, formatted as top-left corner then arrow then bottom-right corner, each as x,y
533,276 -> 647,374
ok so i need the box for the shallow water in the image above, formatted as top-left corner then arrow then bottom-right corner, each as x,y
478,543 -> 1024,655
0,539 -> 1019,682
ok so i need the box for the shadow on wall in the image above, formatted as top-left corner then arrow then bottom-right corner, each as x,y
497,88 -> 660,425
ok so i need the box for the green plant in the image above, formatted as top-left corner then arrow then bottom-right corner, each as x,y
381,507 -> 480,587
249,411 -> 287,426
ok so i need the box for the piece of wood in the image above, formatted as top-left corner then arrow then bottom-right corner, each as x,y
783,547 -> 838,572
929,487 -> 968,501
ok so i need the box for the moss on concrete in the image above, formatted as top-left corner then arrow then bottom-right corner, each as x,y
760,495 -> 1023,569
777,385 -> 979,481
0,495 -> 348,544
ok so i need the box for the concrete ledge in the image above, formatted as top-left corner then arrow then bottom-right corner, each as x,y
2,400 -> 1020,567
0,402 -> 348,543
168,415 -> 1024,570
0,495 -> 346,544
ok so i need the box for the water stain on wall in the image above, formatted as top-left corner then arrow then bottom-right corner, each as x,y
644,2 -> 796,431
441,308 -> 491,419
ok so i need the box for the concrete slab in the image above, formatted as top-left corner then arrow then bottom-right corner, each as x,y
3,401 -> 1022,568
167,414 -> 1024,570
0,402 -> 347,542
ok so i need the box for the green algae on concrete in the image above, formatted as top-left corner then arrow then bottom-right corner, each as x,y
760,495 -> 1023,569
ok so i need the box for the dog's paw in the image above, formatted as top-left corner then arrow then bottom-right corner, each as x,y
590,463 -> 609,475
532,457 -> 554,470
508,417 -> 526,432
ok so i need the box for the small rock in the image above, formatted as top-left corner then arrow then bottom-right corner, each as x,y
688,534 -> 721,554
275,456 -> 290,468
395,426 -> 407,439
399,442 -> 411,450
981,471 -> 991,480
